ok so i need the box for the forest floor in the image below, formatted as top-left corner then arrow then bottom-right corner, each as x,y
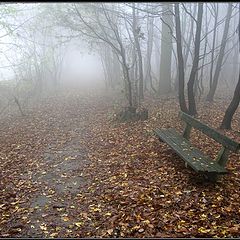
0,87 -> 240,238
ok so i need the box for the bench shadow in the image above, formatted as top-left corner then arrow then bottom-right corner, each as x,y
187,173 -> 224,187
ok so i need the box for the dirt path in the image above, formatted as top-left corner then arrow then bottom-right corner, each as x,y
0,90 -> 106,237
24,136 -> 90,237
1,89 -> 240,238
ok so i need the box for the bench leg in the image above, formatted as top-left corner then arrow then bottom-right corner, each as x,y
158,137 -> 164,142
204,173 -> 219,182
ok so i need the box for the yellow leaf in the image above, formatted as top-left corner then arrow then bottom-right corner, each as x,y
198,227 -> 210,233
132,225 -> 141,230
143,219 -> 150,224
57,208 -> 64,212
65,156 -> 75,160
217,196 -> 223,201
225,206 -> 231,212
49,232 -> 58,237
62,216 -> 69,222
107,229 -> 113,235
104,212 -> 112,216
40,225 -> 47,231
75,222 -> 83,227
135,214 -> 143,221
176,191 -> 182,195
91,208 -> 101,212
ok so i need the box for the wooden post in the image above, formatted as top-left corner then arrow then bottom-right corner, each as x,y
183,123 -> 192,140
204,172 -> 219,182
216,147 -> 230,167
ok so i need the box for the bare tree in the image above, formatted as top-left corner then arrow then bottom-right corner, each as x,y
159,3 -> 173,95
206,3 -> 233,102
220,4 -> 240,129
174,3 -> 188,113
132,3 -> 144,101
187,3 -> 203,116
208,3 -> 219,92
144,5 -> 157,93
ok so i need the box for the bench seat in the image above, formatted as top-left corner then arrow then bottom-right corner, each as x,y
154,128 -> 228,174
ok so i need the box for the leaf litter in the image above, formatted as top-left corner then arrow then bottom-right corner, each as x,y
0,89 -> 240,238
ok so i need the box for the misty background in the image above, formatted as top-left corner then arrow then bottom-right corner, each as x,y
0,2 -> 239,125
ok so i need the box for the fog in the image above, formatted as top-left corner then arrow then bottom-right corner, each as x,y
1,3 -> 240,238
0,2 -> 239,122
61,41 -> 104,85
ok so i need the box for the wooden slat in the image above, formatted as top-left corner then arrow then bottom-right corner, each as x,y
179,111 -> 240,152
155,129 -> 205,172
155,128 -> 227,173
166,129 -> 227,173
154,128 -> 227,174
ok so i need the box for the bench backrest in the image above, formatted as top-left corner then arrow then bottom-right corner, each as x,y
179,111 -> 240,152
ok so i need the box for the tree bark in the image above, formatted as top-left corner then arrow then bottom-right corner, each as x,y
122,56 -> 133,108
145,9 -> 157,93
220,4 -> 240,129
187,3 -> 203,116
159,3 -> 173,95
174,3 -> 188,113
197,4 -> 208,100
220,71 -> 240,129
206,3 -> 233,102
132,3 -> 144,101
183,4 -> 197,72
209,3 -> 218,90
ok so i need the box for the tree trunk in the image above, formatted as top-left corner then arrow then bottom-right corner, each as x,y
145,9 -> 157,93
197,4 -> 208,100
132,3 -> 144,101
123,60 -> 133,108
174,3 -> 188,113
187,3 -> 203,116
113,52 -> 121,85
153,32 -> 160,79
220,71 -> 240,129
183,4 -> 197,72
198,50 -> 206,100
206,3 -> 233,102
120,44 -> 133,108
208,3 -> 218,90
230,40 -> 239,84
220,3 -> 240,130
159,3 -> 173,95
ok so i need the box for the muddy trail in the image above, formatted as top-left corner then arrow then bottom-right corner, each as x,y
0,89 -> 112,237
1,89 -> 240,238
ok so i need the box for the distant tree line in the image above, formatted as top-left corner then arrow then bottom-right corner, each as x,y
0,3 -> 239,129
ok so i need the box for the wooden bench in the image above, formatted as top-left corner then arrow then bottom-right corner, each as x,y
154,111 -> 240,181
